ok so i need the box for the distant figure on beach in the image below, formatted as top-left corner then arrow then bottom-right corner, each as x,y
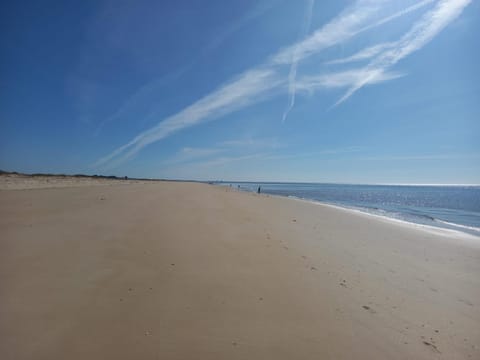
257,186 -> 261,194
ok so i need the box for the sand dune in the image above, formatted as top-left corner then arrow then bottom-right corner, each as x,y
0,173 -> 152,190
1,180 -> 479,359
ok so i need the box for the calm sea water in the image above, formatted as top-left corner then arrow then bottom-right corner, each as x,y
217,182 -> 480,237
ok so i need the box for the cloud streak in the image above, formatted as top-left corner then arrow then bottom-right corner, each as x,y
93,0 -> 281,137
335,0 -> 471,106
272,0 -> 435,65
162,137 -> 281,166
296,68 -> 405,93
282,0 -> 315,122
326,42 -> 393,65
94,68 -> 281,168
95,0 -> 464,168
165,146 -> 366,176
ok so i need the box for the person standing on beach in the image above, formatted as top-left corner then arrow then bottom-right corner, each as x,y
257,186 -> 261,194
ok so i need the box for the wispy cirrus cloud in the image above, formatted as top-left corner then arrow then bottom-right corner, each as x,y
92,0 -> 281,137
93,65 -> 191,136
282,0 -> 315,123
295,68 -> 405,94
334,0 -> 471,106
95,0 -> 466,169
162,137 -> 281,166
160,146 -> 365,180
326,42 -> 393,65
271,0 -> 435,65
94,68 -> 281,168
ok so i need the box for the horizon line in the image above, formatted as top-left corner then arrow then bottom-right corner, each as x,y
2,169 -> 479,187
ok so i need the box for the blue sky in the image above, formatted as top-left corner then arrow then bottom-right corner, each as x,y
1,0 -> 479,183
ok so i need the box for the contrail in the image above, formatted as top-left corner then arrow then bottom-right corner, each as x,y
94,0 -> 444,169
94,68 -> 282,168
282,0 -> 315,123
334,0 -> 471,107
326,42 -> 393,65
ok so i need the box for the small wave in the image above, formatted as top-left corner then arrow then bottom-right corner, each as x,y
435,219 -> 480,233
218,183 -> 480,237
351,206 -> 480,236
405,212 -> 435,221
330,205 -> 463,232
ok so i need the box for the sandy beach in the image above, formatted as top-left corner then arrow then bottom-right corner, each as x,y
1,178 -> 479,359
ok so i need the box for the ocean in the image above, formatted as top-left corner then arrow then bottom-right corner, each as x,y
217,182 -> 480,237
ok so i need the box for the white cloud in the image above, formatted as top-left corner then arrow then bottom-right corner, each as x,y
161,146 -> 366,180
162,137 -> 281,166
272,0 -> 434,65
326,42 -> 393,65
335,0 -> 471,106
94,68 -> 281,168
295,68 -> 405,93
282,0 -> 315,122
95,0 -> 465,169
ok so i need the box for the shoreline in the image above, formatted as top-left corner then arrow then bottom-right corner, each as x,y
221,184 -> 480,240
3,173 -> 479,239
287,195 -> 480,241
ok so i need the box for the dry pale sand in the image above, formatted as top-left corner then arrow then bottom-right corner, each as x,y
0,179 -> 479,359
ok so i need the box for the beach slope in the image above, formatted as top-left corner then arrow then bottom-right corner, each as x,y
1,180 -> 479,359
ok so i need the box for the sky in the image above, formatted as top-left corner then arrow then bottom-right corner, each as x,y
1,0 -> 479,184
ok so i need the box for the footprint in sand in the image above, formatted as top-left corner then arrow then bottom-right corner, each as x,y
362,305 -> 376,314
459,298 -> 474,306
422,341 -> 441,353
